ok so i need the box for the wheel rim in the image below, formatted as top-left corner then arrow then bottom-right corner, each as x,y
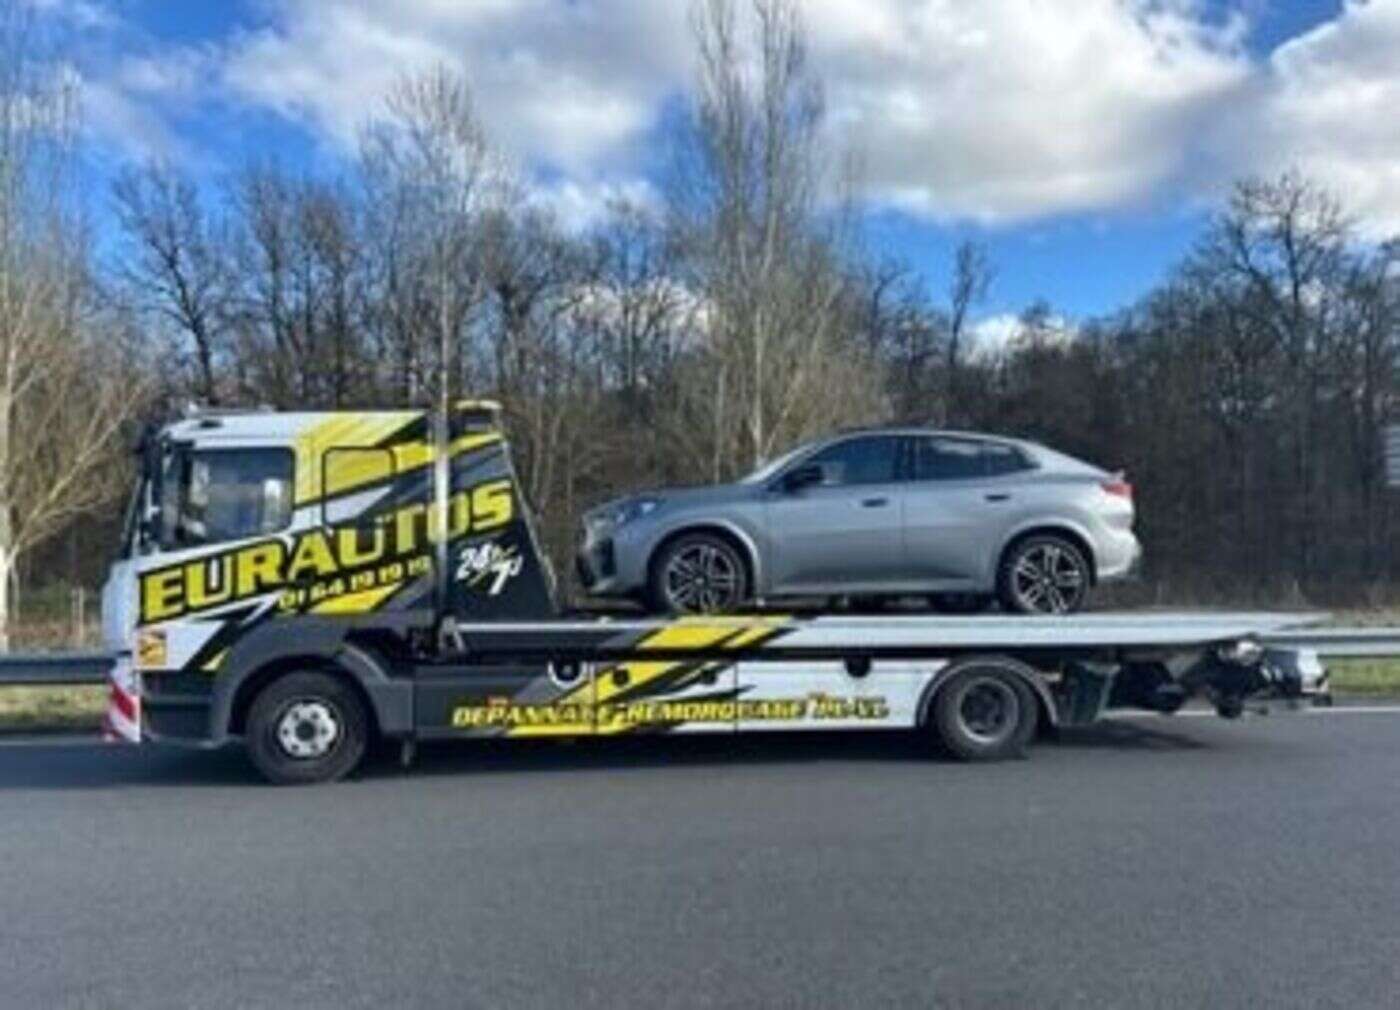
956,677 -> 1019,744
274,699 -> 342,760
663,543 -> 741,613
1011,542 -> 1086,614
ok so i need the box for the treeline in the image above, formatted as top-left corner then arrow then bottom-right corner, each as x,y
5,0 -> 1400,641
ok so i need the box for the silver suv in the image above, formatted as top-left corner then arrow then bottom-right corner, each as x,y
576,428 -> 1141,615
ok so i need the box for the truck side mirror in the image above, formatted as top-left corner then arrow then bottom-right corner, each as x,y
781,462 -> 825,493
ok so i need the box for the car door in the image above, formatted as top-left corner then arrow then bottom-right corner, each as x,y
763,434 -> 904,593
902,436 -> 1020,586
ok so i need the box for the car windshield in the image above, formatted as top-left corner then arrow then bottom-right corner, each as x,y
739,442 -> 814,484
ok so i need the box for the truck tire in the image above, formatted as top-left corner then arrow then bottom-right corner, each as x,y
245,671 -> 370,785
648,532 -> 750,615
996,534 -> 1090,615
931,659 -> 1039,761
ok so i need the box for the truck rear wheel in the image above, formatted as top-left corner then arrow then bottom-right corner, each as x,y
930,659 -> 1039,761
245,671 -> 369,785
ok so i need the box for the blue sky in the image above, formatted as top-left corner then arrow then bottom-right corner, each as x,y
38,0 -> 1400,334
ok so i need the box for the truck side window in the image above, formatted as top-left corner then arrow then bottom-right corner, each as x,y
165,448 -> 294,548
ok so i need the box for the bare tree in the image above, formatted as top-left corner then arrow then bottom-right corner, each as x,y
0,4 -> 146,645
360,66 -> 505,410
672,0 -> 883,476
112,162 -> 230,404
945,239 -> 993,424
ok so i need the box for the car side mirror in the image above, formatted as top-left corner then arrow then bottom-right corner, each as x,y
781,462 -> 825,493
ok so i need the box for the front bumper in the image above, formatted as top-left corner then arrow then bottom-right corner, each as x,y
140,670 -> 219,745
576,534 -> 620,594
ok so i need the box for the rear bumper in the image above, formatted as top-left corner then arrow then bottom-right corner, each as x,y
1095,530 -> 1143,583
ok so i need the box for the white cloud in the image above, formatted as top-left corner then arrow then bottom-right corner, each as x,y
215,0 -> 693,175
970,311 -> 1076,357
58,0 -> 1400,234
970,313 -> 1024,356
535,176 -> 660,233
1218,0 -> 1400,238
808,0 -> 1252,223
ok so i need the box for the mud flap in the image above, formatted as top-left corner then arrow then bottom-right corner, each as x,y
1060,662 -> 1116,726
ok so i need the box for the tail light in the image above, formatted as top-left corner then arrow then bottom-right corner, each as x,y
1101,473 -> 1132,499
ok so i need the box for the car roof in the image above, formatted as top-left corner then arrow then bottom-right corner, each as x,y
833,426 -> 1039,449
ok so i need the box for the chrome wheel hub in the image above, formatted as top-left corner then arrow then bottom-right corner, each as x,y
275,700 -> 341,760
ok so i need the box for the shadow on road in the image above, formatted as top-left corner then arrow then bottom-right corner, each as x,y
1053,718 -> 1210,752
0,718 -> 1209,789
0,738 -> 259,790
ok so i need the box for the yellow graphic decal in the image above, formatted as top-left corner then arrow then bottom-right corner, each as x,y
451,694 -> 890,730
138,477 -> 515,624
451,617 -> 800,736
293,413 -> 421,505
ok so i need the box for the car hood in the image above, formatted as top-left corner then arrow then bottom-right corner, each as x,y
590,482 -> 751,519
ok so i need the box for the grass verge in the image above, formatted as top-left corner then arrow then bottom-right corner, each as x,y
1324,659 -> 1400,697
0,685 -> 106,733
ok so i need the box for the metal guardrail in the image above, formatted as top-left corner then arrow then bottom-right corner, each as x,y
0,628 -> 1399,687
1262,628 -> 1400,658
0,651 -> 113,686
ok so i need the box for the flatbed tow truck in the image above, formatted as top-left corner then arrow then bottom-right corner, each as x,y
100,402 -> 1328,784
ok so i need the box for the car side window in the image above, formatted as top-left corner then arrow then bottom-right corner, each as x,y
913,437 -> 1030,480
982,442 -> 1033,476
807,436 -> 900,486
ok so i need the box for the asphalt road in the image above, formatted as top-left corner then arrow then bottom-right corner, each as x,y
3,710 -> 1400,1010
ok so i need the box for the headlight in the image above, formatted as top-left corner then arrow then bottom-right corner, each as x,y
588,497 -> 663,533
613,497 -> 663,526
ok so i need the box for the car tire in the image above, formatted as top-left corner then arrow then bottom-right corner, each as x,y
245,671 -> 370,785
996,534 -> 1091,615
647,532 -> 750,615
928,592 -> 993,615
930,659 -> 1039,761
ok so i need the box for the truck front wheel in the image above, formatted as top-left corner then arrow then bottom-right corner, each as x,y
245,671 -> 369,785
931,660 -> 1039,761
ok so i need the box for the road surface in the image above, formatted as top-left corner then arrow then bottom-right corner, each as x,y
2,708 -> 1398,1009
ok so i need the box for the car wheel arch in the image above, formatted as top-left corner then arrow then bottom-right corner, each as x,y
995,523 -> 1098,585
646,522 -> 762,598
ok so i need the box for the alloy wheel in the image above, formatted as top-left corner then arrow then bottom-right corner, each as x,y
1010,542 -> 1086,614
663,542 -> 741,613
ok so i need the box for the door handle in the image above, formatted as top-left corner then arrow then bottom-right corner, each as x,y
860,497 -> 889,508
984,492 -> 1011,502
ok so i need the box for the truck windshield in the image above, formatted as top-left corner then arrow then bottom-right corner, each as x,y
159,447 -> 294,549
